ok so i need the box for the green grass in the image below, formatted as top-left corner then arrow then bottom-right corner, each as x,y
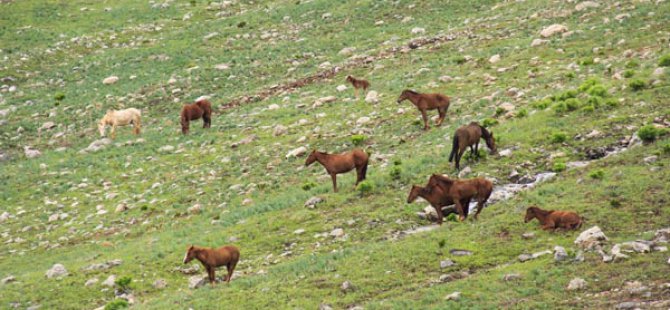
1,0 -> 670,309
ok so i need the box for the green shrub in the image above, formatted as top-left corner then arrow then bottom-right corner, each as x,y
189,0 -> 196,6
438,239 -> 446,248
581,105 -> 595,113
105,300 -> 129,310
580,58 -> 594,66
661,142 -> 670,154
516,108 -> 528,118
140,205 -> 148,211
609,199 -> 622,208
557,90 -> 578,101
301,182 -> 317,191
638,125 -> 660,142
451,56 -> 467,65
357,181 -> 374,195
629,79 -> 646,91
393,159 -> 402,166
585,96 -> 603,110
495,107 -> 506,116
482,118 -> 498,127
550,132 -> 568,144
552,162 -> 567,172
625,60 -> 639,68
565,72 -> 576,79
587,85 -> 607,97
588,170 -> 605,180
604,98 -> 619,108
115,276 -> 132,291
446,213 -> 458,222
532,98 -> 552,110
578,78 -> 599,92
389,166 -> 402,180
351,134 -> 366,146
54,92 -> 65,101
237,21 -> 246,28
623,70 -> 635,78
659,54 -> 670,67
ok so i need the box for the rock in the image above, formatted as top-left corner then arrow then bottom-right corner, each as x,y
268,104 -> 280,110
518,254 -> 532,262
158,145 -> 175,153
440,259 -> 456,268
338,47 -> 356,56
242,198 -> 253,205
314,96 -> 337,106
365,91 -> 379,104
214,63 -> 230,70
45,264 -> 68,278
102,76 -> 119,85
531,38 -> 549,47
341,281 -> 354,293
304,196 -> 323,208
652,67 -> 665,77
438,271 -> 469,283
153,279 -> 167,289
489,54 -> 501,64
449,249 -> 472,256
273,125 -> 288,137
458,166 -> 472,178
293,228 -> 305,235
574,250 -> 585,262
611,241 -> 651,259
554,246 -> 568,262
319,304 -> 333,310
585,130 -> 602,139
85,278 -> 98,287
102,275 -> 116,287
203,32 -> 219,41
356,116 -> 371,125
444,292 -> 461,301
522,232 -> 535,239
653,228 -> 670,243
624,281 -> 648,295
567,278 -> 586,291
498,149 -> 512,157
188,204 -> 202,214
83,259 -> 122,271
574,226 -> 608,250
643,155 -> 658,164
0,212 -> 9,223
540,24 -> 568,38
616,302 -> 641,309
575,1 -> 600,11
411,27 -> 425,34
24,146 -> 41,158
439,75 -> 453,83
503,273 -> 522,281
336,85 -> 347,92
286,146 -> 307,159
81,138 -> 112,153
188,275 -> 208,289
330,228 -> 345,238
499,102 -> 515,111
1,276 -> 16,284
115,204 -> 128,213
40,122 -> 56,131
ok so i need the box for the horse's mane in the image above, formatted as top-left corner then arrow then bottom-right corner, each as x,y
403,89 -> 419,95
479,124 -> 491,139
529,206 -> 552,216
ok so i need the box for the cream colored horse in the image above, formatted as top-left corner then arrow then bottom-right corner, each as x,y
98,108 -> 142,139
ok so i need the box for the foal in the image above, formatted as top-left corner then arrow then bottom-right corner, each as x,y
449,122 -> 496,170
396,89 -> 450,130
346,75 -> 370,98
407,184 -> 470,225
305,149 -> 369,192
98,108 -> 142,139
427,174 -> 493,221
183,245 -> 240,284
181,99 -> 212,134
524,206 -> 582,231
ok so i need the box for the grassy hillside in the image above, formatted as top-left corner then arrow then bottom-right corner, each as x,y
1,0 -> 669,309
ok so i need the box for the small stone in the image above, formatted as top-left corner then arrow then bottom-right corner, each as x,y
444,291 -> 461,301
1,276 -> 16,284
153,279 -> 167,289
85,278 -> 98,287
518,254 -> 533,262
575,1 -> 600,11
330,228 -> 345,238
356,116 -> 371,125
540,24 -> 568,38
319,304 -> 333,310
574,226 -> 609,250
567,278 -> 586,291
341,281 -> 354,293
458,166 -> 472,178
115,204 -> 128,213
158,145 -> 175,153
273,125 -> 288,137
102,76 -> 119,85
336,85 -> 347,92
102,275 -> 116,287
304,196 -> 323,208
449,249 -> 472,256
554,246 -> 568,262
643,156 -> 658,164
652,67 -> 665,77
616,302 -> 641,310
268,104 -> 280,110
503,273 -> 521,281
188,275 -> 207,289
285,146 -> 307,159
45,264 -> 68,279
439,75 -> 453,83
188,204 -> 202,214
440,259 -> 455,268
411,27 -> 425,34
531,38 -> 549,47
365,91 -> 379,104
489,54 -> 501,64
293,229 -> 305,235
498,149 -> 512,157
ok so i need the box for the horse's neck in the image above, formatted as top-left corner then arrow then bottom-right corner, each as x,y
195,248 -> 209,263
534,209 -> 552,222
314,152 -> 330,164
479,126 -> 490,139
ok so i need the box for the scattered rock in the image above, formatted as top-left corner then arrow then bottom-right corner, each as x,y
489,54 -> 501,64
273,125 -> 288,137
115,204 -> 128,213
356,116 -> 371,125
567,278 -> 586,291
444,291 -> 461,301
293,229 -> 305,235
336,85 -> 347,92
575,1 -> 600,11
304,196 -> 323,208
0,212 -> 9,223
286,146 -> 307,159
438,271 -> 469,283
338,47 -> 356,56
554,246 -> 568,262
314,96 -> 337,106
40,122 -> 56,132
503,273 -> 522,281
365,91 -> 379,104
330,228 -> 345,238
2,275 -> 16,284
203,32 -> 219,41
188,275 -> 208,289
341,280 -> 354,293
81,138 -> 112,153
531,38 -> 549,47
449,249 -> 472,256
458,166 -> 472,178
153,279 -> 167,289
540,24 -> 568,38
652,67 -> 665,77
24,146 -> 41,159
616,302 -> 641,310
268,104 -> 280,110
82,259 -> 122,272
158,145 -> 175,153
643,156 -> 658,164
574,226 -> 608,250
103,76 -> 119,85
522,232 -> 535,239
411,27 -> 425,34
188,204 -> 202,214
102,275 -> 116,287
214,63 -> 230,70
498,149 -> 512,157
440,259 -> 456,268
439,75 -> 453,83
85,278 -> 98,287
45,264 -> 68,279
499,102 -> 515,111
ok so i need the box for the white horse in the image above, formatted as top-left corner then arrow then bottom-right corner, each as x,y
98,108 -> 142,139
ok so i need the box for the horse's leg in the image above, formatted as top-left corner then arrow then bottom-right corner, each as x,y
454,198 -> 466,222
437,107 -> 446,126
474,141 -> 480,159
134,117 -> 141,135
203,113 -> 211,129
474,196 -> 485,220
110,123 -> 117,139
330,173 -> 338,192
420,109 -> 429,130
461,198 -> 471,220
207,266 -> 215,285
354,88 -> 358,99
355,166 -> 363,187
227,260 -> 237,283
469,145 -> 475,161
456,148 -> 466,171
435,204 -> 444,225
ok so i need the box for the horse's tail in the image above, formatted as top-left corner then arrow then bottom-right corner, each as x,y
449,135 -> 459,162
361,161 -> 368,180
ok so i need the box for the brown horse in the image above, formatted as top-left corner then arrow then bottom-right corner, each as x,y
407,184 -> 470,225
346,75 -> 370,98
524,206 -> 583,231
181,99 -> 212,134
305,149 -> 369,192
449,122 -> 497,170
427,174 -> 493,221
183,245 -> 240,284
396,90 -> 450,130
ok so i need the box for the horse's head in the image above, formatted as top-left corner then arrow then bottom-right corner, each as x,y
407,185 -> 422,203
524,207 -> 537,223
305,150 -> 318,166
396,90 -> 410,104
346,75 -> 353,82
183,245 -> 196,264
485,131 -> 497,155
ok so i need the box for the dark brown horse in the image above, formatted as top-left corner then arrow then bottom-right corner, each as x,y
449,122 -> 496,170
181,99 -> 212,134
183,245 -> 240,284
407,184 -> 470,225
346,75 -> 370,98
305,149 -> 369,192
396,90 -> 450,130
524,206 -> 583,231
427,174 -> 493,221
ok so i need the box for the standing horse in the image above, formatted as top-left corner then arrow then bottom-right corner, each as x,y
98,108 -> 142,139
524,206 -> 583,231
346,75 -> 370,99
396,89 -> 450,130
181,99 -> 212,135
427,174 -> 493,221
449,122 -> 496,171
183,245 -> 240,284
305,149 -> 369,192
407,184 -> 470,225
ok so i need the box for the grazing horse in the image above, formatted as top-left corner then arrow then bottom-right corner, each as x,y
98,108 -> 141,139
449,122 -> 497,171
183,245 -> 240,284
181,99 -> 212,135
407,184 -> 470,225
524,206 -> 583,231
396,89 -> 450,130
427,174 -> 493,221
305,149 -> 369,192
346,75 -> 370,98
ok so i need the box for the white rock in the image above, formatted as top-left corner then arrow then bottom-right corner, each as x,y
499,102 -> 515,111
440,259 -> 455,268
330,228 -> 345,238
338,47 -> 356,56
273,125 -> 288,137
214,63 -> 230,70
365,91 -> 379,104
203,32 -> 219,41
574,226 -> 608,250
489,54 -> 501,64
336,85 -> 347,92
158,145 -> 175,153
188,275 -> 208,289
575,1 -> 600,11
102,275 -> 116,287
439,76 -> 453,83
182,12 -> 192,21
444,292 -> 461,301
1,276 -> 16,284
115,204 -> 128,213
268,104 -> 280,110
567,278 -> 586,291
153,279 -> 167,289
341,281 -> 354,292
0,212 -> 9,223
45,264 -> 68,278
531,38 -> 549,47
304,196 -> 323,208
314,96 -> 337,106
356,116 -> 371,125
458,166 -> 472,178
652,67 -> 665,77
498,149 -> 512,157
85,278 -> 99,287
411,27 -> 425,34
188,204 -> 202,214
554,246 -> 568,262
102,76 -> 119,85
81,138 -> 112,153
540,24 -> 568,38
293,229 -> 306,235
286,146 -> 307,159
24,146 -> 41,158
40,122 -> 56,131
